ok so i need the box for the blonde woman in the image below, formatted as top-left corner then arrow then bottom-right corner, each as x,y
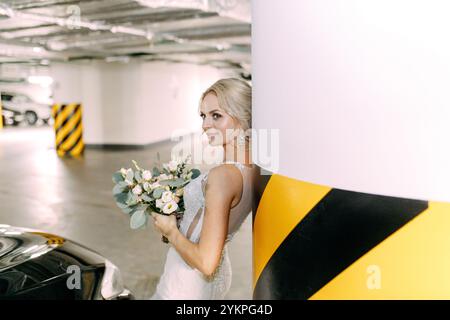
150,78 -> 257,299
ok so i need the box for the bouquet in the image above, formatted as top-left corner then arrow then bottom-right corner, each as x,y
112,154 -> 200,242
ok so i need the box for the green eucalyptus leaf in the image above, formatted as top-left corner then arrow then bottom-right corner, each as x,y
115,201 -> 127,209
113,183 -> 127,195
112,172 -> 124,183
126,169 -> 134,182
190,169 -> 201,180
159,180 -> 171,186
152,167 -> 160,177
169,178 -> 185,188
114,192 -> 130,205
126,193 -> 139,206
152,188 -> 163,199
136,203 -> 149,211
121,205 -> 135,214
130,210 -> 147,229
118,181 -> 128,188
141,193 -> 153,202
135,171 -> 142,183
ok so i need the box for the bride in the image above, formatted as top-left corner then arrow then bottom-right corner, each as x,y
150,78 -> 256,299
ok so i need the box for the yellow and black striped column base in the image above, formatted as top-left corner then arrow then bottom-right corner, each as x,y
52,103 -> 85,157
253,173 -> 450,299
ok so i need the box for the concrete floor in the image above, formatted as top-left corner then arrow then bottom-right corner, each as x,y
0,127 -> 252,299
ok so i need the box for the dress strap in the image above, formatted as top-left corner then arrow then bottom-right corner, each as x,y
223,161 -> 247,170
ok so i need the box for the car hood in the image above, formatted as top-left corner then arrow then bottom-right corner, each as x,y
0,225 -> 66,272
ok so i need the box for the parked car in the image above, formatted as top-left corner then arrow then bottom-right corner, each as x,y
1,92 -> 52,126
1,106 -> 23,127
0,225 -> 133,300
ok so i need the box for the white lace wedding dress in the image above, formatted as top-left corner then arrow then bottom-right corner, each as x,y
150,162 -> 254,300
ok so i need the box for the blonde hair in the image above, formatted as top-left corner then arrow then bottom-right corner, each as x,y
200,78 -> 252,135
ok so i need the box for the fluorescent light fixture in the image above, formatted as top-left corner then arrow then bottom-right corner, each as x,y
27,75 -> 54,87
47,40 -> 67,51
105,56 -> 130,63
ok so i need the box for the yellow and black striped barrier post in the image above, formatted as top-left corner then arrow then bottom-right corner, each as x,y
52,103 -> 85,157
253,173 -> 450,299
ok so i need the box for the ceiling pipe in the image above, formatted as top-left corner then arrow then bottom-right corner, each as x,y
135,0 -> 251,23
0,2 -> 240,52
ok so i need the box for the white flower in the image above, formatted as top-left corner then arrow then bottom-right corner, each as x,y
174,196 -> 180,203
175,188 -> 184,197
132,185 -> 143,195
161,190 -> 173,203
143,182 -> 151,192
142,170 -> 152,181
150,182 -> 161,189
125,179 -> 134,186
158,174 -> 169,181
156,199 -> 164,208
162,201 -> 178,214
120,168 -> 127,176
168,160 -> 179,172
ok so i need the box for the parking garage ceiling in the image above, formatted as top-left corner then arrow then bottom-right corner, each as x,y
0,0 -> 251,76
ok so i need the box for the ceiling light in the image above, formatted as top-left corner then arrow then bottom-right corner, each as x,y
47,41 -> 67,51
27,75 -> 54,87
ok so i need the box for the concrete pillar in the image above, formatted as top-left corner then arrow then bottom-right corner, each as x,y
253,0 -> 450,299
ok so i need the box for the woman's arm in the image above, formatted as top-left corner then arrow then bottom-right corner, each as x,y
152,164 -> 243,277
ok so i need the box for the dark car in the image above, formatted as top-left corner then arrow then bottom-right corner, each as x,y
0,225 -> 133,300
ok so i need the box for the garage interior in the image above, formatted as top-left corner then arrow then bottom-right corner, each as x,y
0,0 -> 251,299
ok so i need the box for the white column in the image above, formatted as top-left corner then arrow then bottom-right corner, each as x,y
253,0 -> 450,202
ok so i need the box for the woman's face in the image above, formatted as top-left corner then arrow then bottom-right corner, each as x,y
200,92 -> 239,146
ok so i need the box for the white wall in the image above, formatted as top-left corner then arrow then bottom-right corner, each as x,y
0,64 -> 53,104
51,60 -> 229,145
254,0 -> 450,202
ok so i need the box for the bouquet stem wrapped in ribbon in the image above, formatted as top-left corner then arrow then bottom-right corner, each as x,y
112,155 -> 200,243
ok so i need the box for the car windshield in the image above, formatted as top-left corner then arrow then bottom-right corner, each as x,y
13,95 -> 31,103
1,93 -> 31,103
1,94 -> 13,102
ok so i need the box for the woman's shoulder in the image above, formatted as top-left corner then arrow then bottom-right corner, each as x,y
205,164 -> 243,190
209,163 -> 242,179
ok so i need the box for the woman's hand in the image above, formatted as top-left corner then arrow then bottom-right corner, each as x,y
151,212 -> 178,239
